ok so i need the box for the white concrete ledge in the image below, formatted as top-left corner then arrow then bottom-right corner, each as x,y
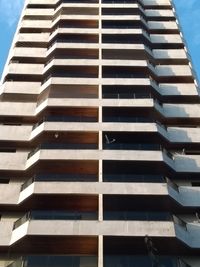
10,220 -> 175,245
1,81 -> 40,95
32,182 -> 168,196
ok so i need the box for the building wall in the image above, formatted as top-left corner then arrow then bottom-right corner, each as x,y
0,0 -> 200,266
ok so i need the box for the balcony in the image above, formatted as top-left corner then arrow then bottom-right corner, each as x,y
150,34 -> 182,44
6,63 -> 44,76
153,49 -> 187,60
30,121 -> 164,141
102,28 -> 146,35
148,21 -> 178,31
103,116 -> 154,123
0,124 -> 32,142
49,28 -> 99,43
102,92 -> 152,99
41,77 -> 100,92
17,33 -> 49,44
102,31 -> 147,44
161,103 -> 200,119
49,33 -> 99,45
102,21 -> 142,30
2,81 -> 40,95
21,174 -> 98,191
11,220 -> 175,241
104,255 -> 190,267
168,127 -> 200,143
156,65 -> 192,79
102,43 -> 152,58
11,47 -> 46,62
58,0 -> 98,3
13,211 -> 98,230
43,66 -> 98,80
0,183 -> 20,205
168,183 -> 200,207
0,101 -> 35,116
27,142 -> 98,159
102,0 -> 137,4
142,0 -> 171,6
104,211 -> 172,221
33,116 -> 97,129
145,9 -> 174,18
158,83 -> 198,97
44,59 -> 151,71
103,142 -> 161,151
25,149 -> 173,173
53,15 -> 98,25
43,59 -> 100,73
101,10 -> 141,16
19,177 -> 169,196
53,10 -> 99,22
103,174 -> 166,183
23,8 -> 54,18
0,151 -> 27,171
47,42 -> 99,56
7,256 -> 97,267
102,71 -> 147,79
21,20 -> 51,30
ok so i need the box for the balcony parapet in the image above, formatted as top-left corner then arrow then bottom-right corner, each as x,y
10,219 -> 175,245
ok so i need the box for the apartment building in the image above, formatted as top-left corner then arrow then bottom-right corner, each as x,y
0,0 -> 200,266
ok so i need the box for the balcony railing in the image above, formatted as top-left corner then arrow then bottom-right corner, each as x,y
102,93 -> 152,99
163,148 -> 174,160
7,256 -> 97,267
49,37 -> 98,47
27,146 -> 40,159
166,177 -> 179,192
27,143 -> 98,159
6,255 -> 190,267
104,256 -> 191,267
103,116 -> 154,123
46,115 -> 97,122
173,215 -> 188,231
102,0 -> 136,3
13,212 -> 31,230
103,143 -> 162,151
103,174 -> 166,183
13,211 -> 98,230
102,24 -> 143,29
55,0 -> 98,6
102,10 -> 140,16
21,174 -> 97,191
156,120 -> 168,131
102,73 -> 148,78
32,117 -> 166,128
6,258 -> 22,267
21,176 -> 35,191
32,115 -> 97,130
102,38 -> 146,44
104,211 -> 172,221
42,70 -> 98,84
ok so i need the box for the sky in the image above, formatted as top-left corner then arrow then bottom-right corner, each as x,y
0,0 -> 200,82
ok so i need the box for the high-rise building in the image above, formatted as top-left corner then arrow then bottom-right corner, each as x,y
0,0 -> 200,266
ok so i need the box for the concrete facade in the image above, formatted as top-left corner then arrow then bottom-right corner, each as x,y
0,0 -> 200,266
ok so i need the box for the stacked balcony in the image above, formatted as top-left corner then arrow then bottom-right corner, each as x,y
0,0 -> 200,267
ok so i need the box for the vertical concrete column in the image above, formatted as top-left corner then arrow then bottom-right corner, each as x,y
98,0 -> 102,86
98,0 -> 103,219
98,1 -> 103,183
98,0 -> 103,152
98,0 -> 103,143
98,235 -> 103,267
98,1 -> 103,267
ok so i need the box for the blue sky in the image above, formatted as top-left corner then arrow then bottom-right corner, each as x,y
0,0 -> 200,82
